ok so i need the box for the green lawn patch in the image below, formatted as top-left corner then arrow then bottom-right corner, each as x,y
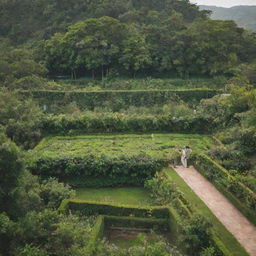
75,187 -> 153,207
165,167 -> 249,256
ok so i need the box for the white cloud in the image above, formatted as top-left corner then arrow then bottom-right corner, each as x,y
190,0 -> 256,7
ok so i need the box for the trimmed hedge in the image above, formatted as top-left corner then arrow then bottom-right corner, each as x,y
86,215 -> 105,254
104,215 -> 169,231
58,199 -> 236,256
21,89 -> 219,111
193,153 -> 256,225
59,199 -> 170,218
28,154 -> 168,187
42,113 -> 215,135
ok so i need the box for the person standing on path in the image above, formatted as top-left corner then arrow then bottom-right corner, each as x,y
181,146 -> 192,168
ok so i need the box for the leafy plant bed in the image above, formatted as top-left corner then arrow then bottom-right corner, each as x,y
75,187 -> 153,206
27,134 -> 214,186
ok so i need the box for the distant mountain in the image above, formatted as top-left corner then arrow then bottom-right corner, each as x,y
199,5 -> 256,31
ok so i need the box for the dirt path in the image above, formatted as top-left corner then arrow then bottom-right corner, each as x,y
173,165 -> 256,256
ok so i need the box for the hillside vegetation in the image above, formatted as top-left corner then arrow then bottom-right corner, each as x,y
0,0 -> 256,256
199,5 -> 256,31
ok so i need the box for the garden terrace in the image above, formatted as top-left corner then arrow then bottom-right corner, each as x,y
42,113 -> 216,135
55,77 -> 227,90
20,88 -> 219,111
27,134 -> 215,186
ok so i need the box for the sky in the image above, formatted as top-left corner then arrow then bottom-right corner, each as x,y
190,0 -> 256,7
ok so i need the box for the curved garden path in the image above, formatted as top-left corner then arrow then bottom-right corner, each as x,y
173,165 -> 256,256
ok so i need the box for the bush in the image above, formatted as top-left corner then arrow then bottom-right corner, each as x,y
193,153 -> 256,223
181,214 -> 212,256
42,112 -> 215,135
21,89 -> 219,111
28,154 -> 168,187
209,147 -> 251,171
145,173 -> 182,205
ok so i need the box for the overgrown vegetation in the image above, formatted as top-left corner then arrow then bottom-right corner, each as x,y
0,0 -> 256,255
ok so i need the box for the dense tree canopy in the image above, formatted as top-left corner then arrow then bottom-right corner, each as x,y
1,0 -> 255,78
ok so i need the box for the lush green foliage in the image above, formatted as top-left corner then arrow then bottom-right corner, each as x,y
27,134 -> 213,186
98,232 -> 182,256
42,112 -> 216,134
165,168 -> 248,256
12,210 -> 96,256
181,215 -> 212,256
0,91 -> 44,148
22,88 -> 219,111
0,39 -> 47,89
57,76 -> 227,90
193,154 -> 256,224
1,0 -> 255,255
0,134 -> 23,213
145,173 -> 182,205
0,0 -> 204,43
43,16 -> 249,77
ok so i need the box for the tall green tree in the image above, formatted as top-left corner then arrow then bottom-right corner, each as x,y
0,134 -> 23,213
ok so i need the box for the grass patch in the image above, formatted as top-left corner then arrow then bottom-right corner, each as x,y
29,133 -> 215,159
165,167 -> 249,256
75,187 -> 153,206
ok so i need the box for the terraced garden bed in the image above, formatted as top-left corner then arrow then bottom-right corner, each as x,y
29,133 -> 214,158
28,134 -> 215,186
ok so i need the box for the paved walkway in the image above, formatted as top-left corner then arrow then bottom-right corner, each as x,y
173,165 -> 256,256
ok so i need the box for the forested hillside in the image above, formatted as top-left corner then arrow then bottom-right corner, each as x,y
0,0 -> 255,82
199,5 -> 256,31
0,0 -> 256,256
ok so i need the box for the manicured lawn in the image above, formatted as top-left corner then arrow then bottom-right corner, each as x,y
165,168 -> 249,256
74,187 -> 153,206
30,133 -> 215,159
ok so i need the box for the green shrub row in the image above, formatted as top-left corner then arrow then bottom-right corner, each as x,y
104,215 -> 169,232
28,154 -> 168,187
59,199 -> 170,219
59,199 -> 234,256
193,154 -> 256,225
173,198 -> 192,218
21,89 -> 219,111
42,113 -> 215,135
86,215 -> 105,255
